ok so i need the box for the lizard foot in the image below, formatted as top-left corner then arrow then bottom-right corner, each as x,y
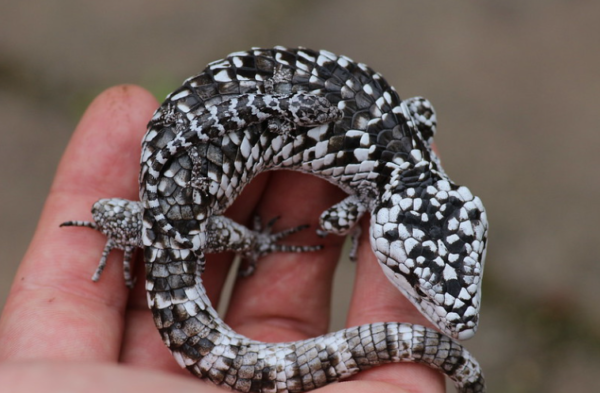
238,216 -> 323,277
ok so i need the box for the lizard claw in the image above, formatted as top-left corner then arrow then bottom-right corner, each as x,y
238,216 -> 323,277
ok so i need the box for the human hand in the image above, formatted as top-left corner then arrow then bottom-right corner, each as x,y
0,86 -> 444,392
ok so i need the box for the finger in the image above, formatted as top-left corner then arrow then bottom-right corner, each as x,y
319,380 -> 410,393
345,219 -> 445,392
0,85 -> 157,362
225,172 -> 347,342
0,361 -> 224,393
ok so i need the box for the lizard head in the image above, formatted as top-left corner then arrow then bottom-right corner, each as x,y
370,178 -> 488,340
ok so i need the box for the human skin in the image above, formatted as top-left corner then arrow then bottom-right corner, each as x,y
0,85 -> 444,393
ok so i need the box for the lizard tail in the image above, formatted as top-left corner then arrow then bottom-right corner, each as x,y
145,247 -> 485,393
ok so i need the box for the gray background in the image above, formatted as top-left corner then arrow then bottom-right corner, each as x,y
1,1 -> 599,392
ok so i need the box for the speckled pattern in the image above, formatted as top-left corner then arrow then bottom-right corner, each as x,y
63,47 -> 488,392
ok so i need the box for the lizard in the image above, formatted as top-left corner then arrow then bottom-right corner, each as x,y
62,46 -> 488,392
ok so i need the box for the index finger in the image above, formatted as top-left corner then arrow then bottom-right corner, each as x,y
0,85 -> 157,361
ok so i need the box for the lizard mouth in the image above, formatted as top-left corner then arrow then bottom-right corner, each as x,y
375,249 -> 481,341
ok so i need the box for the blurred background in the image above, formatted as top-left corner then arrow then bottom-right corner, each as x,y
1,1 -> 599,392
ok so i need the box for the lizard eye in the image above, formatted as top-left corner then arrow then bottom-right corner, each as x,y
414,287 -> 427,298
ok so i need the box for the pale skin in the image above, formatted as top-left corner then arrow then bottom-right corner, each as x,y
0,85 -> 444,393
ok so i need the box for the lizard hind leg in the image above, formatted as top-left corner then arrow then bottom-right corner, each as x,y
60,198 -> 143,288
240,215 -> 323,276
204,215 -> 322,277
